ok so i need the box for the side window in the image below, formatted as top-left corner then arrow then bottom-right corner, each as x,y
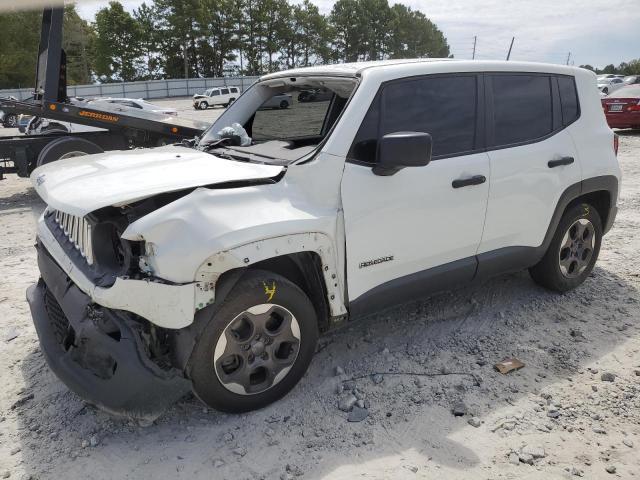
557,76 -> 579,126
220,88 -> 229,95
349,75 -> 477,162
490,74 -> 552,146
231,87 -> 239,93
211,90 -> 220,96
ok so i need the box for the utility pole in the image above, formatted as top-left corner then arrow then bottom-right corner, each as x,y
506,37 -> 514,61
566,52 -> 571,65
472,36 -> 477,60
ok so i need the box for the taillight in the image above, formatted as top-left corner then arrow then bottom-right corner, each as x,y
628,101 -> 640,112
613,134 -> 619,156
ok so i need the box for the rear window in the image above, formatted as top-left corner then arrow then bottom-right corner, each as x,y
490,74 -> 553,146
221,88 -> 229,95
557,76 -> 579,125
349,75 -> 477,162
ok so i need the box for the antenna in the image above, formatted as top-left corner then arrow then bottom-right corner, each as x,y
472,36 -> 477,60
566,52 -> 571,65
506,37 -> 515,61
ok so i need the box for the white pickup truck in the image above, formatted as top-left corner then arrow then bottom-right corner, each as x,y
193,86 -> 240,110
27,59 -> 620,417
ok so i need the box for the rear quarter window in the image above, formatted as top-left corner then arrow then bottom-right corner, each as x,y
557,76 -> 580,126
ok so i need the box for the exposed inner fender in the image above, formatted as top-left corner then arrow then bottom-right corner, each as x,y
193,232 -> 347,318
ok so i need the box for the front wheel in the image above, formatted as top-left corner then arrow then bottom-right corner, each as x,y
188,270 -> 319,413
198,102 -> 208,110
529,203 -> 602,292
279,100 -> 289,109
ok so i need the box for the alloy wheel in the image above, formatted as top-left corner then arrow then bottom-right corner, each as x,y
213,304 -> 301,395
558,218 -> 595,278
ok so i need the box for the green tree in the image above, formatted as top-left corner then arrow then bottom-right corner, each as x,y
64,6 -> 96,85
153,0 -> 200,78
133,2 -> 163,79
196,0 -> 242,77
0,10 -> 41,89
94,2 -> 144,81
388,5 -> 449,59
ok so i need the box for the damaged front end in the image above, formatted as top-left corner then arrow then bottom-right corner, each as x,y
27,243 -> 190,420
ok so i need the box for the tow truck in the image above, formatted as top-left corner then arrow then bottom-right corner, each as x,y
0,8 -> 210,179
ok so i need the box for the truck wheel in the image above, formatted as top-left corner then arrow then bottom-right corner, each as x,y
198,102 -> 209,110
529,203 -> 602,292
4,114 -> 18,128
36,137 -> 104,168
189,270 -> 319,413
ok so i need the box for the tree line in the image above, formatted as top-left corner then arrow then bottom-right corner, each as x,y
0,0 -> 451,88
579,61 -> 640,77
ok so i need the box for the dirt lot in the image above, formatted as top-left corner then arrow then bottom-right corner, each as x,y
0,119 -> 639,479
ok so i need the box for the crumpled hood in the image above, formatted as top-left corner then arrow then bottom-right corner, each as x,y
31,145 -> 284,217
193,94 -> 206,99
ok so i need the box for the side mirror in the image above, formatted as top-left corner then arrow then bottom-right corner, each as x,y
372,131 -> 433,176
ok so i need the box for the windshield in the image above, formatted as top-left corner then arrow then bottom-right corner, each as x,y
197,76 -> 357,165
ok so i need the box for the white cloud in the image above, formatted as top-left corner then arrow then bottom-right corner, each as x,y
76,0 -> 640,68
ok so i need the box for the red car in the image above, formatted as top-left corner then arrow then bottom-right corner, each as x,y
602,85 -> 640,129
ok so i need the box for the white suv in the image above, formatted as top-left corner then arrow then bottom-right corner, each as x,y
27,59 -> 620,416
193,86 -> 240,110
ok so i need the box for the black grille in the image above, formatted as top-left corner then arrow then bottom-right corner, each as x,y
44,288 -> 75,351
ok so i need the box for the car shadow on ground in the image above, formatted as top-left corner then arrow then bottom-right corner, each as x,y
13,260 -> 640,479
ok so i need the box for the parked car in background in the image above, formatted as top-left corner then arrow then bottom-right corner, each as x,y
623,75 -> 640,85
598,77 -> 625,95
0,97 -> 19,127
258,93 -> 292,109
601,85 -> 640,130
193,87 -> 240,110
298,88 -> 333,103
25,116 -> 103,135
89,98 -> 178,116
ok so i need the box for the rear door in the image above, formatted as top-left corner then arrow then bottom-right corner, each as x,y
341,74 -> 491,306
479,74 -> 582,256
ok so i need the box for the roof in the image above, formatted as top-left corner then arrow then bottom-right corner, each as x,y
259,58 -> 581,81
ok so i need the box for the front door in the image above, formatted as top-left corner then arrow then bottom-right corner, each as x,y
341,74 -> 490,312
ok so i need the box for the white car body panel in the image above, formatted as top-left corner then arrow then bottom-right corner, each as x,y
341,152 -> 490,300
479,130 -> 581,253
193,87 -> 240,108
31,145 -> 284,217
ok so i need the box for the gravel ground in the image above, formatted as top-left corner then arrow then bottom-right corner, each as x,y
0,116 -> 639,480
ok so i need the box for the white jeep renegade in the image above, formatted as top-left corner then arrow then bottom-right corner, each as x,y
27,59 -> 620,416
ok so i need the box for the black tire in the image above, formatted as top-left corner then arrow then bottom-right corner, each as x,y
198,102 -> 209,110
36,137 -> 104,168
529,203 -> 602,292
188,270 -> 319,413
226,98 -> 235,107
4,114 -> 18,128
279,100 -> 289,109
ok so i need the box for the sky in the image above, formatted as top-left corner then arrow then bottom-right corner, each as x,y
76,0 -> 640,69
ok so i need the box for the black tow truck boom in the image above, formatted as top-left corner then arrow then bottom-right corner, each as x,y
0,8 -> 209,179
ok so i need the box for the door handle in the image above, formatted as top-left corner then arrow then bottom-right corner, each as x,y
452,175 -> 486,189
548,156 -> 574,168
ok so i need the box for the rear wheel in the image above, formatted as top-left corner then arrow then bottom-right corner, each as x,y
529,203 -> 602,292
189,270 -> 318,413
279,100 -> 289,109
226,98 -> 235,107
36,137 -> 104,168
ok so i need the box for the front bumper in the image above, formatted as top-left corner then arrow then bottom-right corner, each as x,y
27,245 -> 190,419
